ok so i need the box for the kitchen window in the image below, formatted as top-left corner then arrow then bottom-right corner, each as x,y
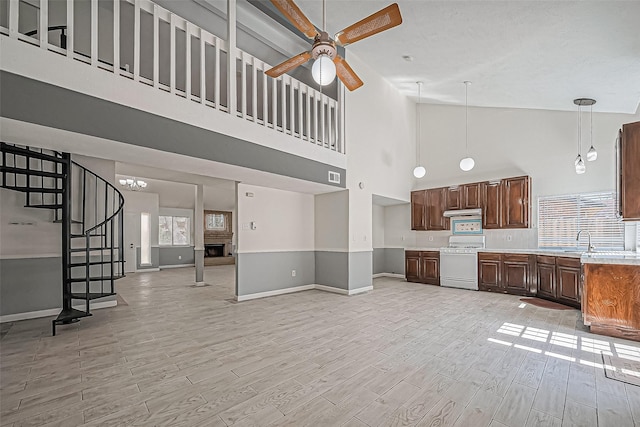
159,216 -> 190,246
538,191 -> 624,250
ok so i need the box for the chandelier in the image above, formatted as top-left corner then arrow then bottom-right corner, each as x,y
118,177 -> 147,191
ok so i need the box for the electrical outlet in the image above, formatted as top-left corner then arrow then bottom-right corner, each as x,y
291,270 -> 296,277
507,235 -> 512,242
178,255 -> 182,260
429,236 -> 434,241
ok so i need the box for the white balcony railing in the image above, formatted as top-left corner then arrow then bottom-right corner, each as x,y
0,0 -> 344,154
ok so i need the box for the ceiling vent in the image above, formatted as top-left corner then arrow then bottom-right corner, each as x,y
328,171 -> 341,184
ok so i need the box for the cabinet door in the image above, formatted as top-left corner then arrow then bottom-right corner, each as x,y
420,252 -> 440,285
536,258 -> 557,299
482,181 -> 502,229
621,121 -> 640,220
503,254 -> 532,294
405,252 -> 421,283
426,188 -> 448,230
446,186 -> 462,210
557,258 -> 581,307
463,183 -> 481,209
411,190 -> 427,231
478,253 -> 502,292
502,176 -> 530,228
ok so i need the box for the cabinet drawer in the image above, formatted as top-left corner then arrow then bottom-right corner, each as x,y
537,255 -> 556,265
503,253 -> 530,262
478,252 -> 502,261
557,257 -> 581,268
405,251 -> 421,258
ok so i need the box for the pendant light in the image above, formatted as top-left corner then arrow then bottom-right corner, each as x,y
573,98 -> 596,174
586,101 -> 598,161
413,82 -> 426,178
459,81 -> 475,172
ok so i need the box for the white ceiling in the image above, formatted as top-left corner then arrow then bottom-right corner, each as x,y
275,0 -> 640,113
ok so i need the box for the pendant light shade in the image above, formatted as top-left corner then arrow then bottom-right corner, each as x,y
586,145 -> 597,161
575,155 -> 586,174
573,98 -> 597,173
311,54 -> 336,86
459,157 -> 475,172
413,82 -> 426,178
460,81 -> 474,172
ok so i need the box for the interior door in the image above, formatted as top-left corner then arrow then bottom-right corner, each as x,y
124,212 -> 139,273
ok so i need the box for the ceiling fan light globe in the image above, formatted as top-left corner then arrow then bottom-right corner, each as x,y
413,166 -> 426,178
459,157 -> 475,172
586,146 -> 597,161
312,55 -> 336,86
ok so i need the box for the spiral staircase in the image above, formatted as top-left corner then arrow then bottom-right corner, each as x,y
0,143 -> 125,335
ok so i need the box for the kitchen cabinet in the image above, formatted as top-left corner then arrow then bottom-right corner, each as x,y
478,253 -> 502,292
620,121 -> 640,220
502,176 -> 531,228
534,256 -> 580,308
482,181 -> 502,229
463,183 -> 481,209
405,251 -> 440,285
478,252 -> 534,295
411,190 -> 427,231
583,262 -> 640,342
446,186 -> 462,210
556,257 -> 581,307
426,188 -> 448,231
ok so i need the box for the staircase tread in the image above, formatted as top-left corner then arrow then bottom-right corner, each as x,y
3,185 -> 62,193
70,233 -> 106,238
0,165 -> 64,178
1,144 -> 63,162
53,219 -> 83,224
70,247 -> 119,252
25,204 -> 62,209
53,308 -> 92,323
69,275 -> 125,282
70,261 -> 119,267
70,292 -> 116,300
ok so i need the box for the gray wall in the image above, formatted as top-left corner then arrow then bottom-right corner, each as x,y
373,248 -> 385,275
349,251 -> 372,290
0,72 -> 345,189
315,251 -> 349,290
159,246 -> 195,266
236,251 -> 315,295
372,248 -> 406,276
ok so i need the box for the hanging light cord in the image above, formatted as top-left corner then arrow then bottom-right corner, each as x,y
465,81 -> 469,154
590,104 -> 593,147
578,103 -> 582,155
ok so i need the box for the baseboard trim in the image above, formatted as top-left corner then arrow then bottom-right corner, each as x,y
160,264 -> 195,269
136,268 -> 160,272
372,273 -> 406,279
237,284 -> 374,301
314,284 -> 349,295
0,299 -> 117,323
236,285 -> 316,301
349,286 -> 373,295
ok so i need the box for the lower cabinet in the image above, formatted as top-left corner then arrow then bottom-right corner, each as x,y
478,253 -> 534,296
405,251 -> 440,285
534,256 -> 581,308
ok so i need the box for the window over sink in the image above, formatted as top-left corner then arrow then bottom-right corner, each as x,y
538,191 -> 624,251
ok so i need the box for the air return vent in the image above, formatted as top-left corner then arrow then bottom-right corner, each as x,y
328,171 -> 341,184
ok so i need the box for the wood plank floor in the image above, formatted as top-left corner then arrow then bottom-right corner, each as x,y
1,266 -> 639,426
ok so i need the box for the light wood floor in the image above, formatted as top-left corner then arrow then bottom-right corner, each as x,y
1,266 -> 639,426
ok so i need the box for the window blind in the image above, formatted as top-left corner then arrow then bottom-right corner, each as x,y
637,223 -> 640,250
538,191 -> 624,250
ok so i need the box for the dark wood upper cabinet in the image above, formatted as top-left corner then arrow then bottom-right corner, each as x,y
411,190 -> 427,231
620,121 -> 640,220
463,183 -> 481,209
482,181 -> 502,229
502,176 -> 530,228
426,188 -> 448,230
446,186 -> 462,210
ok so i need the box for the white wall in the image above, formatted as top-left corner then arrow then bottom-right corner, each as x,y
236,183 -> 314,253
372,204 -> 385,249
122,191 -> 159,247
344,53 -> 416,252
314,190 -> 349,251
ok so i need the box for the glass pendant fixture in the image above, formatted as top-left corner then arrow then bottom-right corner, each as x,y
460,81 -> 475,172
586,102 -> 597,161
413,82 -> 426,178
575,155 -> 586,174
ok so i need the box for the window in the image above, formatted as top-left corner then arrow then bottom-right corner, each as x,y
159,215 -> 190,246
140,212 -> 151,265
206,213 -> 225,230
538,191 -> 624,250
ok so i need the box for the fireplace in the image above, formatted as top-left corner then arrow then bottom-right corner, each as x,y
205,244 -> 225,258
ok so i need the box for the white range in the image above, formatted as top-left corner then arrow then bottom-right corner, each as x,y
440,235 -> 486,290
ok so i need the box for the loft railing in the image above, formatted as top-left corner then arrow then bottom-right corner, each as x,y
0,0 -> 343,154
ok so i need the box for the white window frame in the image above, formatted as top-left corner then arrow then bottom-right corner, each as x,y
538,191 -> 624,251
158,215 -> 191,246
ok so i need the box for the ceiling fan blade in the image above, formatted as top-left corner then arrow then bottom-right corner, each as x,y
270,0 -> 318,39
334,56 -> 364,91
265,51 -> 312,78
334,3 -> 402,47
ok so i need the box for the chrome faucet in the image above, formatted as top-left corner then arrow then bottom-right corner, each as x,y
576,230 -> 595,252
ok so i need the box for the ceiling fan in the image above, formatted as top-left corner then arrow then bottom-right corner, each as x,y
265,0 -> 403,91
